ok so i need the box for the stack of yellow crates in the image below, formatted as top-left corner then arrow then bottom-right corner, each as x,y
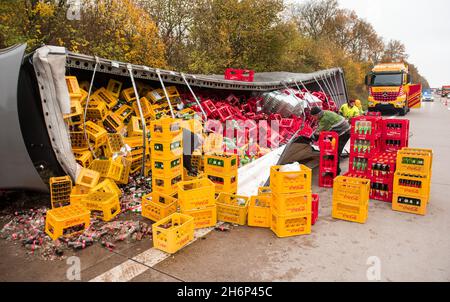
332,175 -> 370,223
393,148 -> 433,215
204,154 -> 238,195
269,165 -> 312,237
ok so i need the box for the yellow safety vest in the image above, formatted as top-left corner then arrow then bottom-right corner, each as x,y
339,104 -> 361,119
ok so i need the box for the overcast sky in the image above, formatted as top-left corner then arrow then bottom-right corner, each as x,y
338,0 -> 450,88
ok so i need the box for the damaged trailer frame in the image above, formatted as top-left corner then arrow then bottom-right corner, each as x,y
0,44 -> 349,192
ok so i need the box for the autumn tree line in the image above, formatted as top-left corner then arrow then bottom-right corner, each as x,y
0,0 -> 430,102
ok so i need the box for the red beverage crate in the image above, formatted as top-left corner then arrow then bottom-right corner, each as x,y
280,118 -> 295,128
366,112 -> 381,116
319,132 -> 339,188
368,152 -> 397,180
201,100 -> 217,116
224,68 -> 255,82
351,116 -> 382,138
312,193 -> 319,225
370,178 -> 393,203
348,154 -> 371,178
350,136 -> 381,156
381,137 -> 408,153
217,106 -> 233,122
382,119 -> 410,139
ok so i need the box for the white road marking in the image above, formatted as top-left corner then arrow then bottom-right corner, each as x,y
89,223 -> 223,282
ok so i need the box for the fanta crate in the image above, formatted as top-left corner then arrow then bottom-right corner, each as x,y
271,192 -> 312,216
224,68 -> 254,82
45,204 -> 90,240
216,193 -> 249,225
150,139 -> 182,160
153,173 -> 183,196
115,156 -> 132,185
248,195 -> 271,228
49,176 -> 72,208
142,192 -> 178,222
92,178 -> 122,198
80,191 -> 121,222
76,168 -> 100,189
152,213 -> 194,254
182,205 -> 217,229
73,150 -> 93,168
151,157 -> 183,178
392,193 -> 429,216
92,87 -> 118,109
89,159 -> 123,182
65,76 -> 82,102
85,121 -> 107,148
269,165 -> 312,194
104,133 -> 124,158
204,153 -> 238,175
104,113 -> 124,133
86,98 -> 108,121
115,104 -> 134,122
206,172 -> 238,194
106,79 -> 122,98
396,148 -> 433,175
270,210 -> 311,238
150,117 -> 182,141
312,193 -> 319,225
332,175 -> 370,205
121,87 -> 137,103
258,187 -> 272,196
177,178 -> 215,211
393,172 -> 430,197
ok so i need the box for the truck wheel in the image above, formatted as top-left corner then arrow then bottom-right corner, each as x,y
399,105 -> 408,116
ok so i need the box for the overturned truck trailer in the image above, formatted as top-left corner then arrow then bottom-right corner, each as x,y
0,44 -> 349,192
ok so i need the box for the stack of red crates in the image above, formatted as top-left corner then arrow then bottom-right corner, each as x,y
368,153 -> 397,202
348,116 -> 382,177
381,119 -> 409,153
319,132 -> 339,188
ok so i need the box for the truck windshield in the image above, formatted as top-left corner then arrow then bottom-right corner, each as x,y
371,73 -> 403,86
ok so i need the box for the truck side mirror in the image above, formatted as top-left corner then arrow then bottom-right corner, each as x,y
406,74 -> 411,84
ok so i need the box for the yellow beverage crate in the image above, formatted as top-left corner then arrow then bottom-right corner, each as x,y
203,133 -> 224,154
270,210 -> 311,238
79,80 -> 89,92
104,113 -> 125,133
121,87 -> 137,103
104,133 -> 124,158
204,153 -> 238,175
65,76 -> 82,102
206,172 -> 238,194
180,118 -> 203,135
271,192 -> 312,216
183,168 -> 204,181
132,97 -> 155,120
73,150 -> 93,167
76,168 -> 100,189
64,101 -> 83,126
270,165 -> 312,194
248,195 -> 271,228
142,192 -> 178,222
127,116 -> 144,137
152,213 -> 194,254
258,187 -> 272,196
92,178 -> 122,198
181,205 -> 217,229
81,191 -> 121,222
392,193 -> 428,216
191,155 -> 204,171
151,157 -> 183,178
146,89 -> 165,104
123,136 -> 150,158
92,87 -> 118,109
150,139 -> 182,159
106,79 -> 122,99
115,104 -> 134,122
153,173 -> 183,195
70,131 -> 89,150
85,121 -> 107,148
136,82 -> 153,96
150,117 -> 182,141
165,86 -> 180,99
393,172 -> 431,197
49,176 -> 72,208
70,185 -> 90,204
45,204 -> 90,240
216,193 -> 249,225
332,199 -> 369,224
396,148 -> 433,175
115,156 -> 132,185
89,159 -> 123,181
86,99 -> 108,121
332,176 -> 370,205
177,178 -> 216,211
80,88 -> 88,105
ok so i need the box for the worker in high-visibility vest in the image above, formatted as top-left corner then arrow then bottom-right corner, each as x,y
339,99 -> 362,120
354,99 -> 364,114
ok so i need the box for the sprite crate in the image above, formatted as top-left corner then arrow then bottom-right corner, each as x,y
204,153 -> 238,175
216,193 -> 249,225
70,185 -> 90,204
393,172 -> 431,198
86,98 -> 108,121
181,205 -> 217,229
206,172 -> 238,194
76,168 -> 100,189
152,213 -> 194,254
248,195 -> 271,228
45,204 -> 90,240
70,131 -> 89,150
106,79 -> 122,99
150,139 -> 182,159
115,156 -> 132,185
258,187 -> 272,196
103,113 -> 124,133
80,191 -> 121,222
92,178 -> 122,198
121,87 -> 137,103
392,193 -> 429,216
332,176 -> 370,206
151,157 -> 183,178
73,150 -> 93,168
142,192 -> 178,222
114,104 -> 134,122
127,116 -> 144,137
92,87 -> 118,109
150,117 -> 182,141
104,133 -> 124,158
49,176 -> 72,208
270,210 -> 311,238
65,76 -> 82,102
89,159 -> 123,182
396,148 -> 433,176
269,165 -> 312,194
153,173 -> 183,196
177,178 -> 215,211
85,121 -> 107,148
271,192 -> 312,216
